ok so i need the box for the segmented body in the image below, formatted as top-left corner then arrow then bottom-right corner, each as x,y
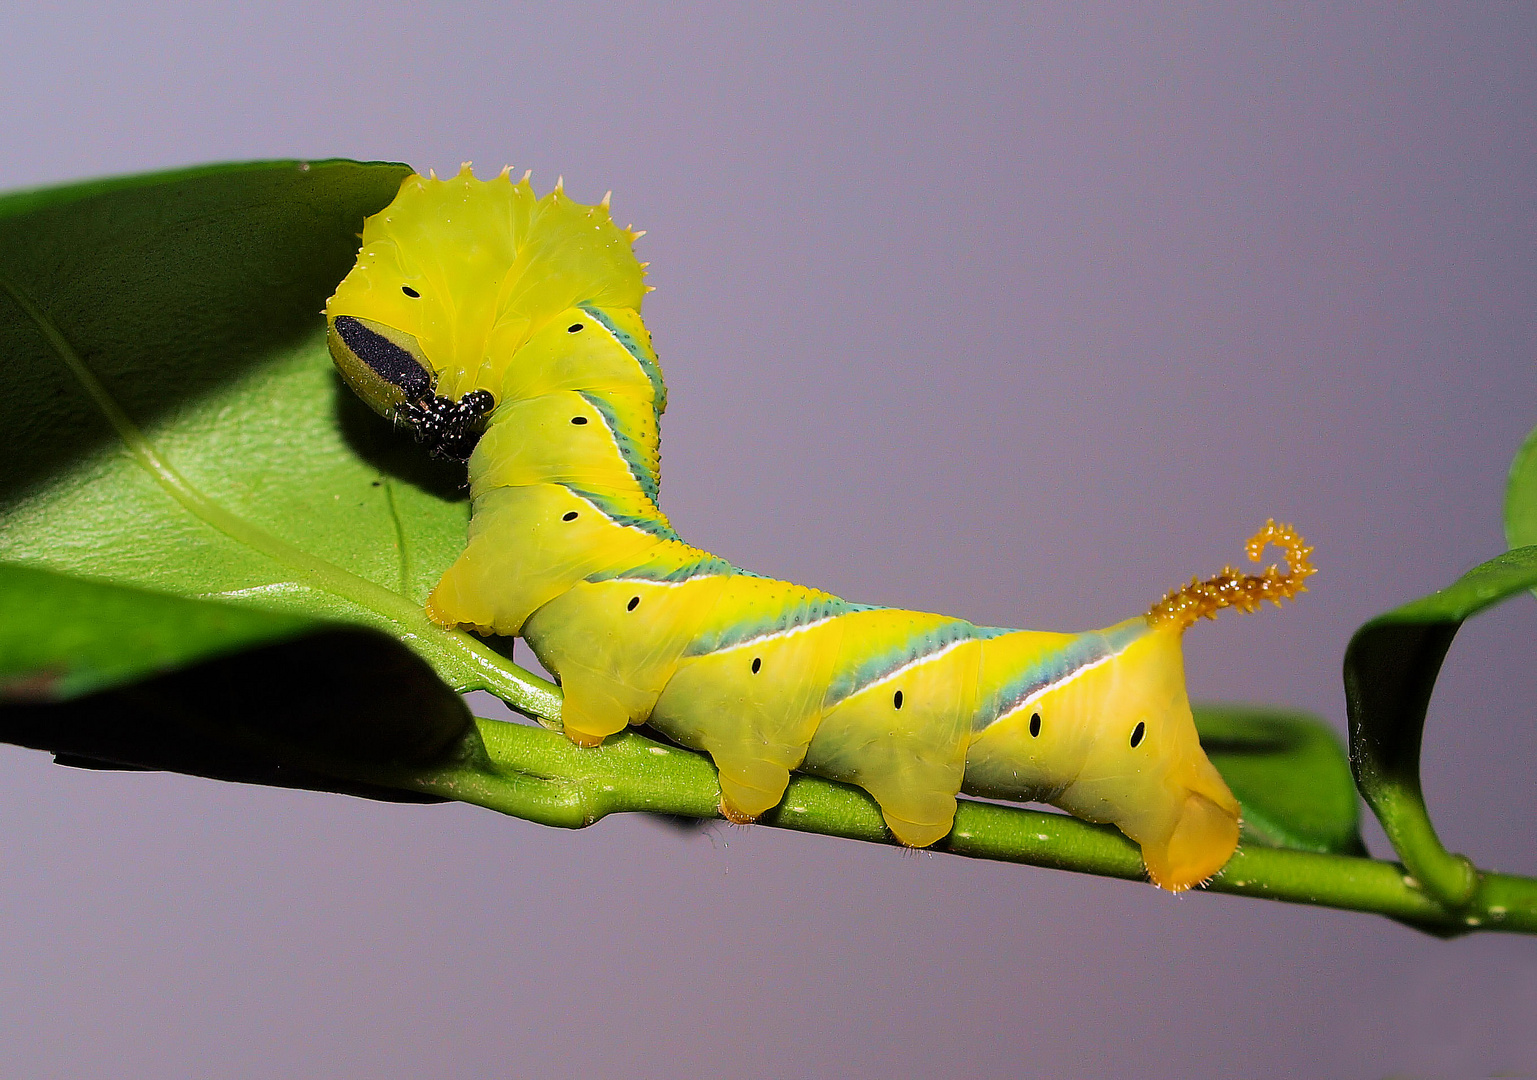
327,166 -> 1312,890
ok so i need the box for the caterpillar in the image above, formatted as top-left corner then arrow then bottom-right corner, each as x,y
325,164 -> 1314,891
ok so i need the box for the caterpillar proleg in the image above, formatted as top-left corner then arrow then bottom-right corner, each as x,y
326,164 -> 1314,891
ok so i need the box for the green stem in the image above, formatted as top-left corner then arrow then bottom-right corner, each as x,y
1363,778 -> 1478,908
414,629 -> 562,724
374,717 -> 1537,938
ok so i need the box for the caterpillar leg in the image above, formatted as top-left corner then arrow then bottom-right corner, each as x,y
524,573 -> 732,747
1139,789 -> 1241,891
875,791 -> 961,849
718,796 -> 758,825
552,660 -> 650,746
650,605 -> 845,823
802,628 -> 981,849
812,725 -> 965,846
1061,769 -> 1239,891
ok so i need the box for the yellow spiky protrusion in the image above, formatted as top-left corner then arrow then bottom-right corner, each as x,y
1147,520 -> 1315,631
600,190 -> 612,210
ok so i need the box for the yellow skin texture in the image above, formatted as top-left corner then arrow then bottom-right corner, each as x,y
325,166 -> 1242,891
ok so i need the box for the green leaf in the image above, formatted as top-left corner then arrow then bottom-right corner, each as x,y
1506,422 -> 1537,561
1193,703 -> 1363,855
1344,546 -> 1537,908
0,561 -> 313,700
0,161 -> 560,729
0,562 -> 474,801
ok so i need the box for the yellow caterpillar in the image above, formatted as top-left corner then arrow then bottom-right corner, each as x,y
326,165 -> 1314,890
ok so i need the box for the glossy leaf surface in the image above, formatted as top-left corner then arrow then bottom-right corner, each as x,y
0,563 -> 472,798
1194,704 -> 1363,856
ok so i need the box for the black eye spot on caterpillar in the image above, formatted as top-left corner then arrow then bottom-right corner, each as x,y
571,416 -> 589,425
627,596 -> 641,611
562,511 -> 579,521
402,285 -> 420,297
1029,712 -> 1041,738
1130,721 -> 1146,748
568,322 -> 584,333
329,311 -> 496,462
751,657 -> 762,674
893,690 -> 904,710
333,315 -> 432,399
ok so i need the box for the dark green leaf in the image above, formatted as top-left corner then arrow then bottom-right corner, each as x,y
1194,703 -> 1363,855
0,562 -> 474,800
1506,422 -> 1537,568
0,562 -> 312,701
1344,546 -> 1537,907
0,160 -> 562,802
0,160 -> 462,630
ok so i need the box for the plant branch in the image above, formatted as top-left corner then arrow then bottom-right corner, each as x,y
369,717 -> 1537,938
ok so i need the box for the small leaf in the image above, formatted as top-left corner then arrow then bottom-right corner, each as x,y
1194,703 -> 1363,855
0,563 -> 475,800
1506,422 -> 1537,584
1344,546 -> 1537,908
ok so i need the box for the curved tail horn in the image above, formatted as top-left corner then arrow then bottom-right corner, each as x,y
1147,520 -> 1315,631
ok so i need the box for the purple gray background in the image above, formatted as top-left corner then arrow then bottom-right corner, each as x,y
2,4 -> 1534,1077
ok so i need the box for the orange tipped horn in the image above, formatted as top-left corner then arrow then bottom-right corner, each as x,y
1147,519 -> 1315,631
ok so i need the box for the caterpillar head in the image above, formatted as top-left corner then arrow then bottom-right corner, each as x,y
327,313 -> 494,462
325,163 -> 649,461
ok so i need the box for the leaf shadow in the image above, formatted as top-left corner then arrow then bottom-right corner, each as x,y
331,370 -> 470,503
0,162 -> 411,507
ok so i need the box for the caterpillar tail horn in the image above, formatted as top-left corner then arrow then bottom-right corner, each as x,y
1121,521 -> 1314,890
1146,520 -> 1315,632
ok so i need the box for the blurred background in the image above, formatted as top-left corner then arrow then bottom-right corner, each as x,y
1,4 -> 1533,1077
